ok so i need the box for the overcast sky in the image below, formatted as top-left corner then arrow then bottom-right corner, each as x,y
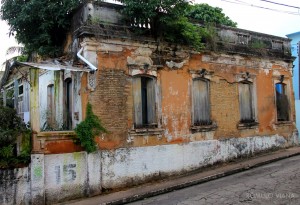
1,0 -> 300,67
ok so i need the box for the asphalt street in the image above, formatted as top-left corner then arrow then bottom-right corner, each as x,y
129,155 -> 300,205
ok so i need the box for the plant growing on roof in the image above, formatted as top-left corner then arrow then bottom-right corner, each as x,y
74,102 -> 107,153
118,1 -> 237,50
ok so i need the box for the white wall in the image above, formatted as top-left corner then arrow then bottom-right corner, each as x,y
2,133 -> 298,204
101,134 -> 297,188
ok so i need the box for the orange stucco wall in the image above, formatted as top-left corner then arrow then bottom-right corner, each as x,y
83,41 -> 296,150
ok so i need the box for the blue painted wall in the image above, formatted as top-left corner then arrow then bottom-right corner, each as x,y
286,32 -> 300,137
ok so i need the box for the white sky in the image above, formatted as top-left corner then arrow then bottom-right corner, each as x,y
1,0 -> 300,68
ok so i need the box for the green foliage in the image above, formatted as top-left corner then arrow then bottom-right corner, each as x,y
1,0 -> 237,55
250,40 -> 266,49
16,55 -> 28,62
163,16 -> 205,51
1,0 -> 83,57
74,103 -> 107,153
0,105 -> 31,168
186,4 -> 237,27
119,1 -> 237,50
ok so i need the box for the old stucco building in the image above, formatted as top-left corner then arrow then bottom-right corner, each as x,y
0,2 -> 299,205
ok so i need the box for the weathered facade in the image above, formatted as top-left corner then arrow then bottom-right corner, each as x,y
0,2 -> 299,204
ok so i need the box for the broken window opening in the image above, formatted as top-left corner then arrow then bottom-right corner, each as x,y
192,78 -> 212,126
133,76 -> 157,128
275,83 -> 290,121
65,78 -> 73,130
272,40 -> 283,50
239,81 -> 255,123
237,34 -> 249,45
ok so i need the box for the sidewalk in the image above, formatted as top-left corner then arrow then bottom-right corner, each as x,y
60,146 -> 300,205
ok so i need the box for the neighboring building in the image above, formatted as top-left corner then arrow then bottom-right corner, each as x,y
286,32 -> 300,136
0,2 -> 298,204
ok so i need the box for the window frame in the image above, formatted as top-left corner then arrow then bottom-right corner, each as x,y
47,84 -> 55,127
274,78 -> 291,123
190,71 -> 217,133
236,73 -> 258,129
64,77 -> 73,130
132,75 -> 157,129
191,77 -> 212,126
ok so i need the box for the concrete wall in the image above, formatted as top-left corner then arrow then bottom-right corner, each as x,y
0,167 -> 31,205
101,133 -> 298,189
44,152 -> 101,204
1,133 -> 298,205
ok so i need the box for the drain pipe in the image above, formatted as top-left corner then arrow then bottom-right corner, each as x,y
77,47 -> 98,72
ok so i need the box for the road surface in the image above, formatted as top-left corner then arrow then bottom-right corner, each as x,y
129,155 -> 300,205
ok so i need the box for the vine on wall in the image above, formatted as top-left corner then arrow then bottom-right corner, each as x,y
74,103 -> 107,153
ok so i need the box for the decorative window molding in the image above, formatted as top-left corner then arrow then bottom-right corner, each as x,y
88,72 -> 97,91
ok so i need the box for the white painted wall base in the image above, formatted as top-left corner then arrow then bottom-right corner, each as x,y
101,134 -> 298,188
1,133 -> 298,205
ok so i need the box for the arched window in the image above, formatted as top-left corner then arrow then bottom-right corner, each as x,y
192,78 -> 211,126
133,76 -> 156,128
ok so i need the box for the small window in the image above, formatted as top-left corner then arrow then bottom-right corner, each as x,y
237,34 -> 249,45
192,78 -> 211,126
239,81 -> 255,123
47,84 -> 55,126
133,76 -> 156,128
275,83 -> 290,121
19,85 -> 23,95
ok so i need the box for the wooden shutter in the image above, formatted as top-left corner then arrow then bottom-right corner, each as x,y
193,79 -> 210,125
133,77 -> 143,127
146,78 -> 156,124
239,83 -> 253,122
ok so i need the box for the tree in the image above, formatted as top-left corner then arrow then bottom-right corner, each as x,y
0,105 -> 29,167
1,1 -> 237,56
186,4 -> 237,27
119,1 -> 237,50
1,0 -> 83,57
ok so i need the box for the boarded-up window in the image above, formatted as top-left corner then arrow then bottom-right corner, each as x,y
275,83 -> 290,121
133,76 -> 156,128
239,82 -> 255,123
47,84 -> 55,126
65,78 -> 73,129
192,78 -> 211,126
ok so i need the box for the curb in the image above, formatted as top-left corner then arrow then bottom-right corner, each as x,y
105,150 -> 300,205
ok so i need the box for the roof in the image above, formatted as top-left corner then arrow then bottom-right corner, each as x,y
0,59 -> 90,90
286,31 -> 300,38
19,61 -> 90,72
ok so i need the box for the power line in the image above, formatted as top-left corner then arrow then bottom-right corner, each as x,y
221,0 -> 300,15
258,0 -> 300,10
